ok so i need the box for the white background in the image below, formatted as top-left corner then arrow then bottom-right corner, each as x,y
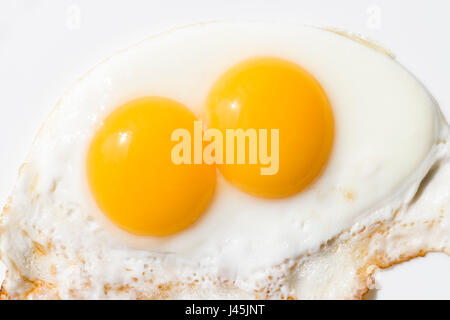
0,0 -> 449,299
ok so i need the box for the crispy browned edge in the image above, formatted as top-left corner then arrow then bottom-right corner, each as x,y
1,191 -> 448,300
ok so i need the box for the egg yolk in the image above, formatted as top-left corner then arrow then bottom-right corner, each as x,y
205,57 -> 334,198
87,97 -> 216,237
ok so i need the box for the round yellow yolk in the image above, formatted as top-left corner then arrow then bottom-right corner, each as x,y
87,97 -> 216,237
205,57 -> 334,198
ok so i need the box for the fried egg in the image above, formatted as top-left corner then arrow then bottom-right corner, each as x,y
0,21 -> 449,299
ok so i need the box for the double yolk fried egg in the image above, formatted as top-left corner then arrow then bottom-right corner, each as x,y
0,21 -> 449,299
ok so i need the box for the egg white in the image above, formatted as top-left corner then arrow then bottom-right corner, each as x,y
0,21 -> 448,299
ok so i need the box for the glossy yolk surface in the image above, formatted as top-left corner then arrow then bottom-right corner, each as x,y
205,57 -> 334,198
87,97 -> 216,236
